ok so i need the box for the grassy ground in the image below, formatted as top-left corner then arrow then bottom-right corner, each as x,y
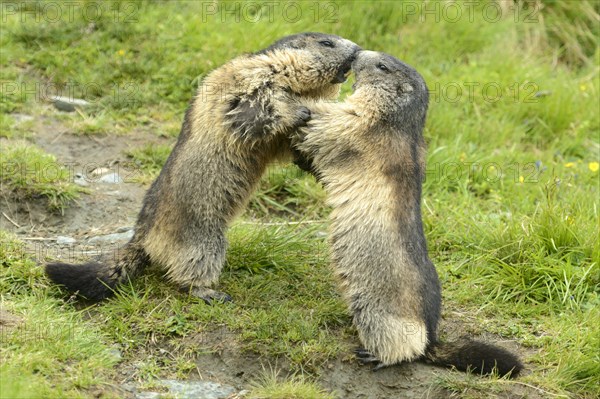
1,1 -> 599,398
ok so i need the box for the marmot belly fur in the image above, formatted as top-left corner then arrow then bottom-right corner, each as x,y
293,50 -> 523,377
46,33 -> 360,303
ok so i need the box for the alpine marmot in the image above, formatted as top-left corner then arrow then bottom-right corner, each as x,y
292,50 -> 523,377
46,33 -> 360,303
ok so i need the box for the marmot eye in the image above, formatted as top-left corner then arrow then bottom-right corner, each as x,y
377,63 -> 389,72
319,40 -> 335,48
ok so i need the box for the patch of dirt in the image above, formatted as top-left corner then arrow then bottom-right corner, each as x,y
109,319 -> 541,399
1,111 -> 170,239
2,111 -> 543,399
184,319 -> 540,399
145,327 -> 540,399
191,348 -> 450,399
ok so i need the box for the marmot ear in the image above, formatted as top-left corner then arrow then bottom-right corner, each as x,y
288,41 -> 306,50
398,82 -> 414,96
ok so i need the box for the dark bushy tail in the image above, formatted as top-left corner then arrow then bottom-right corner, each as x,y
46,243 -> 148,301
425,339 -> 523,378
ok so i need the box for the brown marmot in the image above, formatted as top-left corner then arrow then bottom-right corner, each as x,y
292,50 -> 523,377
46,33 -> 360,303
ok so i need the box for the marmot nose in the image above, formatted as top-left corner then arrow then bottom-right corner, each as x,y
342,39 -> 361,54
351,51 -> 365,69
349,49 -> 361,63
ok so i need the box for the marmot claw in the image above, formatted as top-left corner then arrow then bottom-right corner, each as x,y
355,348 -> 380,365
294,106 -> 312,127
189,287 -> 233,305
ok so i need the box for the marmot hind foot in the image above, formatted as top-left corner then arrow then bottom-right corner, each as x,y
187,286 -> 233,305
355,348 -> 386,371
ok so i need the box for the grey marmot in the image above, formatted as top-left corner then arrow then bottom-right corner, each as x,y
46,33 -> 360,303
292,50 -> 523,377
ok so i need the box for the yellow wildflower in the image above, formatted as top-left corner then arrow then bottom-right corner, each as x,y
117,49 -> 126,56
519,175 -> 524,183
564,162 -> 575,168
589,162 -> 599,172
579,84 -> 587,92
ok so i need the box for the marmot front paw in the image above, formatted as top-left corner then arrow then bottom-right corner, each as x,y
292,106 -> 312,128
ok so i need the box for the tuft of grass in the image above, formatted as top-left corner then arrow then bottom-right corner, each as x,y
444,170 -> 599,309
0,231 -> 120,398
69,109 -> 114,136
249,165 -> 328,220
538,306 -> 600,395
0,143 -> 85,212
0,113 -> 34,139
523,0 -> 600,68
126,143 -> 173,177
249,368 -> 336,399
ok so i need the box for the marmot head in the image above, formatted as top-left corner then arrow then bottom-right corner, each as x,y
350,51 -> 429,132
256,32 -> 361,97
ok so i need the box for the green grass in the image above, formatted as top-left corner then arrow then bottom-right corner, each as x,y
248,368 -> 337,399
249,166 -> 328,220
0,0 -> 598,398
126,143 -> 173,179
0,232 -> 120,399
0,143 -> 85,212
95,223 -> 349,372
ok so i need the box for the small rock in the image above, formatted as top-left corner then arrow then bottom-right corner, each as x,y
534,90 -> 552,98
51,95 -> 90,112
135,393 -> 161,399
108,348 -> 122,362
88,230 -> 134,244
11,113 -> 34,123
74,173 -> 89,187
56,236 -> 76,245
131,380 -> 239,399
158,380 -> 236,399
98,172 -> 123,184
91,167 -> 111,177
121,383 -> 136,393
